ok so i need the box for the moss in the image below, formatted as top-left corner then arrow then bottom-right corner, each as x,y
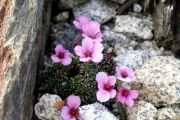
38,51 -> 116,104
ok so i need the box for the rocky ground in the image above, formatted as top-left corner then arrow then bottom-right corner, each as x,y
34,0 -> 180,120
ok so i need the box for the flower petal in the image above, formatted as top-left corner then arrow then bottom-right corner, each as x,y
117,93 -> 126,104
51,55 -> 61,63
97,82 -> 104,91
80,57 -> 91,62
128,72 -> 136,82
73,16 -> 90,30
82,24 -> 91,37
55,44 -> 65,54
79,16 -> 90,24
73,20 -> 81,29
96,72 -> 108,84
116,66 -> 135,82
108,76 -> 116,86
61,106 -> 71,120
77,114 -> 84,120
74,45 -> 84,57
117,87 -> 128,104
125,98 -> 134,108
129,90 -> 139,99
119,77 -> 132,82
67,95 -> 81,109
69,117 -> 76,120
82,38 -> 93,52
96,90 -> 110,102
91,53 -> 103,63
90,21 -> 101,34
116,66 -> 121,77
61,56 -> 72,65
110,89 -> 116,98
92,42 -> 104,53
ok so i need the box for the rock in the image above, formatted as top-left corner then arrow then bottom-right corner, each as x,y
103,30 -> 129,42
133,3 -> 142,13
157,105 -> 180,120
153,0 -> 175,49
34,93 -> 63,120
58,0 -> 88,9
51,23 -> 82,52
134,56 -> 180,107
114,50 -> 150,70
113,15 -> 153,39
73,0 -> 117,24
126,101 -> 157,120
114,40 -> 138,50
53,11 -> 69,23
138,41 -> 165,57
79,102 -> 119,120
0,0 -> 45,119
111,0 -> 127,4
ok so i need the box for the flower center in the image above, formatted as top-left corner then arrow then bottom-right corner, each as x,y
85,51 -> 92,57
69,108 -> 79,117
121,89 -> 129,97
104,84 -> 113,91
58,52 -> 65,59
121,72 -> 128,78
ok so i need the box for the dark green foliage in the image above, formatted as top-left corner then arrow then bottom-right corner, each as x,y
38,51 -> 116,104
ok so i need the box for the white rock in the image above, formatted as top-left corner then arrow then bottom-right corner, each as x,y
113,15 -> 153,39
79,102 -> 119,120
73,0 -> 117,24
134,56 -> 180,107
157,105 -> 180,120
34,93 -> 63,120
133,3 -> 142,13
114,50 -> 150,70
126,101 -> 157,120
103,30 -> 129,42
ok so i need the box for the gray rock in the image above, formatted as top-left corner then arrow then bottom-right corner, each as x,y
126,101 -> 157,120
0,0 -> 45,119
73,0 -> 117,24
51,23 -> 81,52
153,0 -> 175,49
34,94 -> 63,120
58,0 -> 88,9
103,30 -> 129,42
114,50 -> 150,70
157,105 -> 180,120
113,15 -> 153,39
133,3 -> 142,13
134,56 -> 180,107
138,41 -> 165,57
79,102 -> 119,120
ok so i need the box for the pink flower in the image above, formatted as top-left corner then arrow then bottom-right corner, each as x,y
61,95 -> 83,120
117,87 -> 139,108
82,21 -> 103,42
96,72 -> 117,102
74,38 -> 103,63
51,44 -> 72,66
73,16 -> 90,30
116,66 -> 136,82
